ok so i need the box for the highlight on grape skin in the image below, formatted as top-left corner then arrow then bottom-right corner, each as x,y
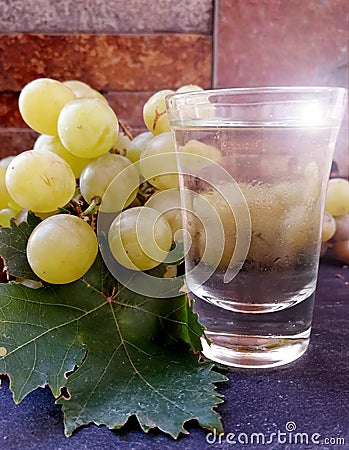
107,206 -> 173,271
26,214 -> 98,284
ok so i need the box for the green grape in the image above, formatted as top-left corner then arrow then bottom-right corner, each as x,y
63,80 -> 107,102
112,132 -> 132,157
333,214 -> 349,242
108,206 -> 172,271
0,166 -> 13,209
33,210 -> 59,220
0,156 -> 15,168
139,132 -> 179,190
192,188 -> 236,270
6,150 -> 76,213
18,78 -> 76,135
178,139 -> 222,172
332,239 -> 349,264
58,97 -> 118,159
80,153 -> 139,211
321,211 -> 336,242
33,134 -> 52,151
34,134 -> 91,178
126,131 -> 153,163
325,178 -> 349,216
0,208 -> 17,227
176,84 -> 203,93
145,188 -> 183,240
143,89 -> 174,135
27,214 -> 98,284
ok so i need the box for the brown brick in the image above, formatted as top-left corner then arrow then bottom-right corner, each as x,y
0,0 -> 213,34
105,91 -> 154,131
0,93 -> 26,128
0,34 -> 212,92
0,129 -> 38,157
0,90 -> 156,132
214,0 -> 348,88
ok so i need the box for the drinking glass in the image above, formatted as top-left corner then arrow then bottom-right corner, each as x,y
166,87 -> 347,368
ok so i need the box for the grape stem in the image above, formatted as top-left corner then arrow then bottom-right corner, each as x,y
81,197 -> 101,217
118,120 -> 133,140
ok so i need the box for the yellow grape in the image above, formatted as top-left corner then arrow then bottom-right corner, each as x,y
139,132 -> 179,190
19,78 -> 76,135
144,188 -> 183,240
126,131 -> 153,163
108,206 -> 172,271
80,153 -> 139,212
0,166 -> 13,209
0,156 -> 15,168
325,178 -> 349,216
112,132 -> 132,157
176,84 -> 203,93
332,239 -> 349,264
63,80 -> 107,102
321,211 -> 336,242
27,214 -> 98,284
0,208 -> 17,227
6,150 -> 76,213
58,97 -> 118,159
34,134 -> 91,178
333,214 -> 349,242
143,89 -> 174,135
178,139 -> 222,172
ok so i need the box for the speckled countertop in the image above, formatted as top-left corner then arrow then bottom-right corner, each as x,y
0,260 -> 348,450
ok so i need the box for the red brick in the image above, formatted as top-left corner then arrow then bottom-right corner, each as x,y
0,93 -> 26,128
0,34 -> 212,92
0,130 -> 38,157
105,91 -> 154,131
214,0 -> 348,88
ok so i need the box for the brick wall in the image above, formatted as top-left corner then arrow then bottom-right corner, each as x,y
0,0 -> 347,174
213,0 -> 348,176
0,0 -> 213,157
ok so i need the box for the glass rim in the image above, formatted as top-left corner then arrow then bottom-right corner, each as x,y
166,85 -> 348,101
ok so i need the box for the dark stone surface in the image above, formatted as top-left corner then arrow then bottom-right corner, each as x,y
0,261 -> 348,450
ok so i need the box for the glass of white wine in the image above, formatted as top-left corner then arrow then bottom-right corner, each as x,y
166,86 -> 348,368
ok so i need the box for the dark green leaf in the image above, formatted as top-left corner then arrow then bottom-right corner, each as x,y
0,253 -> 226,438
0,212 -> 41,281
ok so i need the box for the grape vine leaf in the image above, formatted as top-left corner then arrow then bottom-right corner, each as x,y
0,218 -> 227,438
0,213 -> 41,281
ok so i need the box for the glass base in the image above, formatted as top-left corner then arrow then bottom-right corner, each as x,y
201,329 -> 311,368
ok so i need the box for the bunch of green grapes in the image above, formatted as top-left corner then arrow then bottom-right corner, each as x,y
321,177 -> 349,264
0,78 -> 212,284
